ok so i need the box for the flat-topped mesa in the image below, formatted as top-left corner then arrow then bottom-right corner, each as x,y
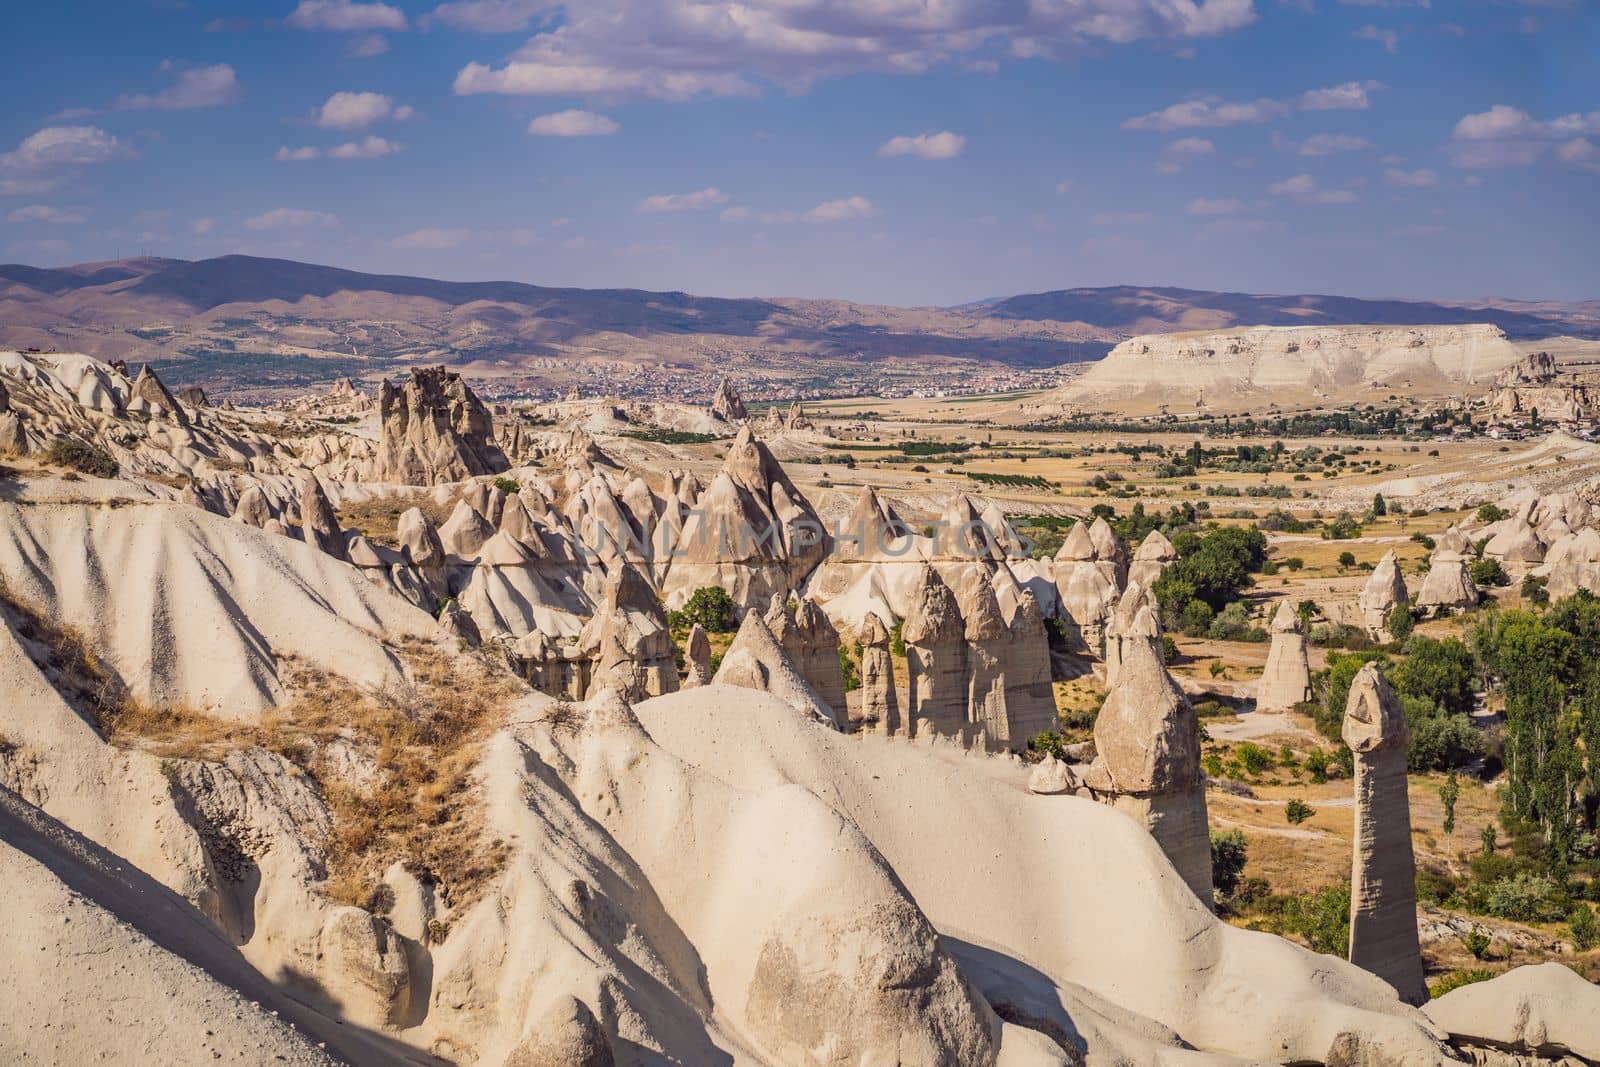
299,471 -> 348,561
582,562 -> 679,703
1342,664 -> 1427,1006
711,377 -> 748,422
660,426 -> 831,613
1258,601 -> 1313,712
1357,549 -> 1408,638
681,624 -> 712,689
373,366 -> 509,485
1037,323 -> 1522,413
1103,582 -> 1162,691
764,595 -> 848,722
712,609 -> 839,726
1127,528 -> 1178,590
858,611 -> 901,735
1080,638 -> 1212,907
902,564 -> 969,740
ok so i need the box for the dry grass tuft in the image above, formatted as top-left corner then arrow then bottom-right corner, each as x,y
338,493 -> 454,548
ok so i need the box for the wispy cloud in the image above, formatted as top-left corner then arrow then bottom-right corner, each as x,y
1354,24 -> 1400,52
245,207 -> 339,229
638,187 -> 729,213
394,227 -> 470,248
805,196 -> 875,222
878,131 -> 965,160
528,110 -> 620,136
1268,173 -> 1359,203
1155,135 -> 1215,172
1384,167 -> 1437,187
1186,197 -> 1245,215
1124,97 -> 1286,131
424,0 -> 547,32
116,62 -> 239,111
5,204 -> 89,224
1450,104 -> 1600,170
0,126 -> 132,171
1299,133 -> 1374,156
286,0 -> 406,31
1298,80 -> 1386,111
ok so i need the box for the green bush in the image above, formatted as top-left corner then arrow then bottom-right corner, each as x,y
1569,904 -> 1598,951
1285,798 -> 1315,825
1179,599 -> 1215,637
1386,603 -> 1414,643
1461,929 -> 1492,960
1480,873 -> 1563,923
1470,557 -> 1508,587
1281,884 -> 1351,957
1338,550 -> 1357,569
1430,969 -> 1494,999
491,475 -> 520,495
890,618 -> 906,657
1029,731 -> 1065,760
1160,634 -> 1179,664
46,436 -> 118,478
839,643 -> 861,692
1235,742 -> 1274,775
1522,575 -> 1550,607
1304,748 -> 1329,784
1476,503 -> 1507,523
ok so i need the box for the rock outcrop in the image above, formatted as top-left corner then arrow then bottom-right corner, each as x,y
682,624 -> 713,688
710,378 -> 748,422
1342,664 -> 1426,1006
1103,582 -> 1161,690
1422,962 -> 1600,1063
1257,602 -> 1313,712
299,472 -> 347,561
765,596 -> 848,722
712,610 -> 839,726
1357,549 -> 1408,638
858,612 -> 900,735
1415,547 -> 1478,615
1127,529 -> 1178,590
1079,639 -> 1212,906
901,565 -> 968,739
373,366 -> 509,485
581,563 -> 679,703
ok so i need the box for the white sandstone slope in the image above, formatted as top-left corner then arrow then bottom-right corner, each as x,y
0,498 -> 438,715
1033,324 -> 1521,413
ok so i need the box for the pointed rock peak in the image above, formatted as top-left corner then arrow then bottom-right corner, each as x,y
477,527 -> 537,567
1014,588 -> 1045,628
1095,637 -> 1196,793
397,507 -> 444,568
132,362 -> 190,426
300,471 -> 346,559
713,609 -> 837,726
957,577 -> 1008,641
1270,600 -> 1303,633
902,565 -> 964,645
712,378 -> 748,421
1088,515 -> 1121,555
794,598 -> 835,639
1343,663 -> 1409,753
860,612 -> 891,646
687,623 -> 710,660
1054,520 -> 1096,562
605,561 -> 664,619
1135,528 -> 1178,561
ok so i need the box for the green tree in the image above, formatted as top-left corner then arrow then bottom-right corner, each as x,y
1373,492 -> 1387,516
1286,798 -> 1315,825
1389,635 -> 1477,716
1338,550 -> 1357,569
1570,904 -> 1598,951
676,586 -> 737,633
1440,773 -> 1460,849
1210,829 -> 1248,899
1386,603 -> 1414,644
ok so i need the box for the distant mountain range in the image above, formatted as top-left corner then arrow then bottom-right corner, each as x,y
1,255 -> 1594,394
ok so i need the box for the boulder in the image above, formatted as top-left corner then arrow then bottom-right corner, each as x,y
1027,756 -> 1073,795
682,624 -> 713,689
1422,962 -> 1600,1062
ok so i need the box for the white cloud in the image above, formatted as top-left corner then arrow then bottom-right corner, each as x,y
0,126 -> 131,171
1268,173 -> 1359,203
878,131 -> 965,160
1450,104 -> 1600,170
528,110 -> 620,136
348,33 -> 390,57
394,227 -> 471,248
314,91 -> 414,129
245,207 -> 339,229
5,204 -> 88,224
805,196 -> 875,222
1124,96 -> 1287,131
1155,135 -> 1215,172
286,0 -> 406,31
193,218 -> 216,235
1384,167 -> 1437,187
452,1 -> 1256,102
1299,133 -> 1374,156
425,0 -> 547,32
1355,24 -> 1400,52
276,145 -> 322,161
330,136 -> 403,158
117,63 -> 240,110
1055,179 -> 1073,194
0,178 -> 57,196
1185,197 -> 1245,215
638,187 -> 729,213
1298,80 -> 1386,111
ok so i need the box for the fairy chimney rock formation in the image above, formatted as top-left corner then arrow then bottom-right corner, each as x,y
958,578 -> 1015,747
765,595 -> 848,721
902,565 -> 969,739
1104,584 -> 1162,691
682,624 -> 713,689
712,610 -> 839,726
1258,602 -> 1313,712
1002,588 -> 1058,744
1087,516 -> 1127,584
1342,664 -> 1427,1006
1358,549 -> 1408,637
1416,551 -> 1479,615
131,364 -> 190,428
858,612 -> 901,735
711,378 -> 749,422
374,366 -> 509,485
300,472 -> 348,561
1081,639 -> 1212,906
1128,529 -> 1179,589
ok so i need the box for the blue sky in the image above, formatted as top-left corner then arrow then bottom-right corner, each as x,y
1,0 -> 1595,305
